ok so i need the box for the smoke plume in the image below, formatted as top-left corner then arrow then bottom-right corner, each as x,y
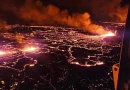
0,18 -> 7,32
14,0 -> 109,34
86,0 -> 128,22
0,0 -> 128,34
44,0 -> 128,22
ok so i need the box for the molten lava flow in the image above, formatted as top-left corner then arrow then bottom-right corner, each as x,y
71,61 -> 104,67
29,64 -> 35,67
100,31 -> 115,37
22,46 -> 38,52
0,51 -> 6,56
0,51 -> 14,56
96,61 -> 104,65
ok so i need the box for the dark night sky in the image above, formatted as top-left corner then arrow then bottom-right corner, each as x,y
42,0 -> 89,13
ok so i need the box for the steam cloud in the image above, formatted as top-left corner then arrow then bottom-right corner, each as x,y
0,0 -> 128,34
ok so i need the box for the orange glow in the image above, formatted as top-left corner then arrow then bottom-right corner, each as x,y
29,64 -> 35,67
75,62 -> 80,65
0,51 -> 6,55
22,46 -> 38,52
0,51 -> 14,56
100,31 -> 115,37
96,61 -> 104,65
71,61 -> 104,67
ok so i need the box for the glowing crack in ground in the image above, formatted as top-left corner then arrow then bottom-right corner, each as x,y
0,23 -> 124,90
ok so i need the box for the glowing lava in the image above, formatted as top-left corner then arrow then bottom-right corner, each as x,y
0,51 -> 14,56
0,51 -> 6,56
96,61 -> 104,65
100,31 -> 115,37
22,46 -> 38,52
71,61 -> 104,67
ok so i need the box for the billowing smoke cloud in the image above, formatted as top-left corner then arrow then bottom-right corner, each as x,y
0,0 -> 128,34
12,0 -> 108,34
85,0 -> 128,22
0,19 -> 7,27
0,18 -> 7,32
44,0 -> 128,22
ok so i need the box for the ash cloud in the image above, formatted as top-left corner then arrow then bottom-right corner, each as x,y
14,0 -> 107,34
45,0 -> 128,22
85,0 -> 128,22
0,16 -> 7,32
0,0 -> 128,34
